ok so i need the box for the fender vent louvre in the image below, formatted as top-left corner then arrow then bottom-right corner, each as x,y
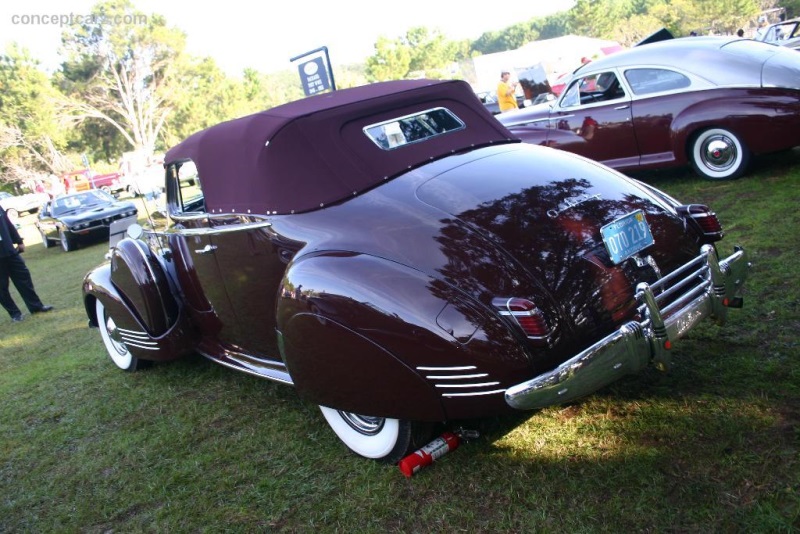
416,365 -> 506,398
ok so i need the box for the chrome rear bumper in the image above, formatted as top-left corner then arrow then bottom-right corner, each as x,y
505,244 -> 749,410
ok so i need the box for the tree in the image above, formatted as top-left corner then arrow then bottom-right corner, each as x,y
471,13 -> 570,55
365,35 -> 412,81
612,13 -> 665,45
569,0 -> 632,38
57,0 -> 187,156
366,27 -> 468,81
0,44 -> 69,184
699,0 -> 760,34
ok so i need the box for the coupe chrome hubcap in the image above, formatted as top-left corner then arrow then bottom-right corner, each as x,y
701,135 -> 737,172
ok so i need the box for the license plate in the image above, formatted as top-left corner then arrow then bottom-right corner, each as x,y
600,210 -> 654,264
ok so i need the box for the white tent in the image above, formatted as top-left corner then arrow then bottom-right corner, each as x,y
472,35 -> 623,93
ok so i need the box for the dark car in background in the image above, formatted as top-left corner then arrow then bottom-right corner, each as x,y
497,36 -> 800,180
82,79 -> 748,464
37,190 -> 137,251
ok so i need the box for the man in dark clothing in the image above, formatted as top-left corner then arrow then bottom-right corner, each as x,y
0,204 -> 53,322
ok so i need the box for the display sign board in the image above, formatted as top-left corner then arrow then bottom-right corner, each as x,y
290,47 -> 336,96
297,57 -> 331,96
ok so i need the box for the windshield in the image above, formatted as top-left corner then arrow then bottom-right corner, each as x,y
51,190 -> 114,216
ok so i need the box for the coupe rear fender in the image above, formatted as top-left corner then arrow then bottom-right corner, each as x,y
83,238 -> 196,361
670,94 -> 800,158
276,252 -> 530,421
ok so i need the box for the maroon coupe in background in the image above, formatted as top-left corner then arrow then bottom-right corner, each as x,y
83,79 -> 749,463
497,36 -> 800,180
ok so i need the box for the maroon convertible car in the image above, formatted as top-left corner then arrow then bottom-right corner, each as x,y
83,79 -> 749,463
497,36 -> 800,180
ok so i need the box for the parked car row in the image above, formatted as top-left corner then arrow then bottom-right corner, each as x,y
497,36 -> 800,180
82,78 -> 749,463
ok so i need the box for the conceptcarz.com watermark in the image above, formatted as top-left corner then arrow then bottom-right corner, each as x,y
10,12 -> 148,27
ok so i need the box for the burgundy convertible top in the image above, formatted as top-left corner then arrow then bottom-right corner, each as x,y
166,79 -> 515,214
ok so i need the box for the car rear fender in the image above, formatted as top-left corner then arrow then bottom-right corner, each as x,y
276,252 -> 527,421
83,259 -> 196,362
99,238 -> 180,335
670,93 -> 800,158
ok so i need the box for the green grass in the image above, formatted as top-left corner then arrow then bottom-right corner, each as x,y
1,155 -> 799,532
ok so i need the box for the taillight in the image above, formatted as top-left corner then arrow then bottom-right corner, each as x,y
676,204 -> 723,242
492,297 -> 552,343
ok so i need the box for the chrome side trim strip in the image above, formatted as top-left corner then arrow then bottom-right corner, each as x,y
169,212 -> 208,222
418,365 -> 502,398
425,373 -> 488,379
117,327 -> 159,351
435,382 -> 500,388
416,365 -> 476,371
207,357 -> 294,385
443,389 -> 506,398
176,220 -> 273,237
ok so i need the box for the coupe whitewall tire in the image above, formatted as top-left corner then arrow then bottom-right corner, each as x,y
690,127 -> 749,180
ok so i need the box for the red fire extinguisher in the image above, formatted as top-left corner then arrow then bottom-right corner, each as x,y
398,431 -> 460,478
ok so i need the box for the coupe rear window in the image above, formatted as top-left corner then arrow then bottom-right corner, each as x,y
364,108 -> 465,150
624,68 -> 691,95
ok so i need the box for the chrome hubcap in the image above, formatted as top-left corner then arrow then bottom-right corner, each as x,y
339,412 -> 385,436
104,314 -> 128,356
701,135 -> 737,172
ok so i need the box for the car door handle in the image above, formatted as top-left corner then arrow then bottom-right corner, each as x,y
614,104 -> 630,110
195,244 -> 217,255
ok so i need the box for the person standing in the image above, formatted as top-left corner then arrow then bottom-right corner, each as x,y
497,70 -> 519,113
0,204 -> 53,322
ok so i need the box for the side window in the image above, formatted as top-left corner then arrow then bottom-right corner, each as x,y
624,68 -> 691,96
560,81 -> 581,108
169,160 -> 205,213
561,71 -> 625,108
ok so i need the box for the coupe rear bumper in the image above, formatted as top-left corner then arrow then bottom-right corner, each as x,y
505,244 -> 749,410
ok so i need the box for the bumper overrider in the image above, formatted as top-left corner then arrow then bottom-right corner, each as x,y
505,244 -> 750,410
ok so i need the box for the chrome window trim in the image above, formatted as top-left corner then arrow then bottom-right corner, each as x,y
363,107 -> 466,150
175,220 -> 273,237
167,213 -> 273,237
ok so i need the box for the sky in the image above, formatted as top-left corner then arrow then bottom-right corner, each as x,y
1,0 -> 576,75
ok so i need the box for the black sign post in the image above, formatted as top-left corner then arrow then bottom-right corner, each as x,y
290,46 -> 337,96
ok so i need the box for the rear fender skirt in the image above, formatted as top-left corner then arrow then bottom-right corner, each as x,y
83,263 -> 197,361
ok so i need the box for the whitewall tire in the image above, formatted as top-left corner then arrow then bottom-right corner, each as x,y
690,127 -> 750,180
319,406 -> 420,463
96,300 -> 145,372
